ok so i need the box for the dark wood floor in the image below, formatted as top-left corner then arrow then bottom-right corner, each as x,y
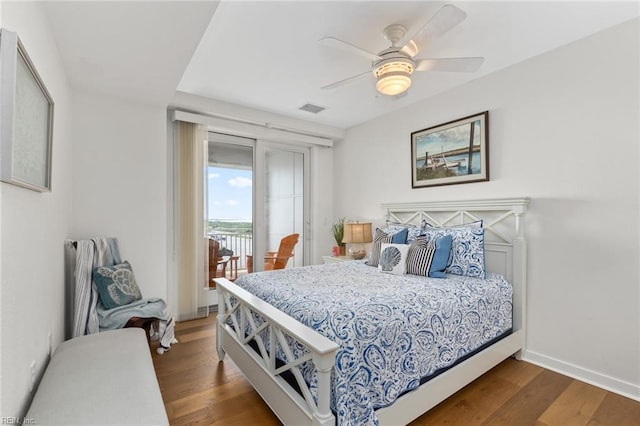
151,315 -> 640,425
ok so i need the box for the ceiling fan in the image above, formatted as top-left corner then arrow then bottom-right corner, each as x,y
319,4 -> 484,97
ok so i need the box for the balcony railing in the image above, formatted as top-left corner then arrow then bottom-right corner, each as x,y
210,231 -> 252,271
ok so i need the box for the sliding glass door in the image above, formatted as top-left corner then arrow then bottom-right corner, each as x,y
206,135 -> 308,285
206,133 -> 254,287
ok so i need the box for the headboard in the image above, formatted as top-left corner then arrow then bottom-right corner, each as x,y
381,198 -> 529,333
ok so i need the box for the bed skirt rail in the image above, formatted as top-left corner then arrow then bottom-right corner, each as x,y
214,277 -> 339,426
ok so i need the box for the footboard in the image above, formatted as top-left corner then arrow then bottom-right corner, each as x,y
214,277 -> 339,426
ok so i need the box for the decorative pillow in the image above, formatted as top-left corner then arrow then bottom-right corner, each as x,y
406,238 -> 435,277
384,220 -> 427,242
93,261 -> 142,310
429,235 -> 453,278
406,235 -> 452,278
378,243 -> 410,275
390,228 -> 409,244
423,226 -> 486,278
366,228 -> 393,267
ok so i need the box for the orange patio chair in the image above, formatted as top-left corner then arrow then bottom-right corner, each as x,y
246,233 -> 300,273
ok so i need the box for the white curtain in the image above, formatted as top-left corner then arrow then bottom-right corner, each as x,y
176,121 -> 209,321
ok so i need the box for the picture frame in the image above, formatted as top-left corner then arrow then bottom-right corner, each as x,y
411,111 -> 488,188
0,29 -> 54,192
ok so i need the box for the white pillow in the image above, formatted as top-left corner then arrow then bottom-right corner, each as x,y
378,243 -> 410,275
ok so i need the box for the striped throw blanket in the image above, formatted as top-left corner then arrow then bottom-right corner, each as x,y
71,237 -> 176,353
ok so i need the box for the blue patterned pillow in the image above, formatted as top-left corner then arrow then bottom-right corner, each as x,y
93,261 -> 142,309
423,225 -> 486,278
384,221 -> 427,242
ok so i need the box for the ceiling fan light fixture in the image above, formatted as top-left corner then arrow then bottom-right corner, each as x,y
373,56 -> 415,96
373,58 -> 414,78
319,5 -> 482,96
376,71 -> 412,96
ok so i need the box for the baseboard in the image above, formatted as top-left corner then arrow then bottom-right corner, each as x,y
523,350 -> 640,402
177,305 -> 217,322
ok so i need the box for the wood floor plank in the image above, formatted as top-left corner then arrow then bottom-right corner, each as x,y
489,357 -> 544,388
171,390 -> 280,426
480,369 -> 573,425
414,357 -> 543,425
152,314 -> 640,426
588,392 -> 640,426
174,316 -> 211,331
537,380 -> 608,426
167,380 -> 255,419
176,327 -> 216,344
159,360 -> 247,403
153,351 -> 217,376
415,372 -> 522,425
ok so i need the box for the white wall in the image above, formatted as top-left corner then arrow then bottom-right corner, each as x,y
71,92 -> 168,301
0,2 -> 73,417
335,19 -> 639,399
0,1 -> 4,414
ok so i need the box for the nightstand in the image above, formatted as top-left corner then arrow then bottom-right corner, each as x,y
322,255 -> 353,264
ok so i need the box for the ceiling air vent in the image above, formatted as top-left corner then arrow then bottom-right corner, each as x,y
298,103 -> 326,114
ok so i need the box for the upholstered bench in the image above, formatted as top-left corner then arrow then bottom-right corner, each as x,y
26,328 -> 168,425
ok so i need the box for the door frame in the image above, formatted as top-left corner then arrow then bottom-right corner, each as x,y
206,135 -> 311,273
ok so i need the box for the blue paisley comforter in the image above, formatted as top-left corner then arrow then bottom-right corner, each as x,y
233,260 -> 512,425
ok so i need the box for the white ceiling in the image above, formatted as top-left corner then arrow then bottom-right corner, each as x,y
44,1 -> 639,129
43,1 -> 220,106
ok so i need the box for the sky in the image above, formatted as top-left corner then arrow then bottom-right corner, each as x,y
207,166 -> 252,221
415,119 -> 481,154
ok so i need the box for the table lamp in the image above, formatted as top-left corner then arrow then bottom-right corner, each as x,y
342,222 -> 373,259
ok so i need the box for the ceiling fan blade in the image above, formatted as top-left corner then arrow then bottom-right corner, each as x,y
414,57 -> 484,72
318,37 -> 381,61
401,4 -> 467,57
321,70 -> 371,90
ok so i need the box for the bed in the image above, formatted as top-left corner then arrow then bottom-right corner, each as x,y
214,198 -> 529,425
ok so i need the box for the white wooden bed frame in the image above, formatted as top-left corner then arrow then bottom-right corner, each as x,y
215,197 -> 529,425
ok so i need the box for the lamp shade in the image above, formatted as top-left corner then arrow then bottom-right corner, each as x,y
342,222 -> 373,244
376,72 -> 412,96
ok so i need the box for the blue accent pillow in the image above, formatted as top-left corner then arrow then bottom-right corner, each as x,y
391,228 -> 409,244
93,261 -> 142,310
429,235 -> 453,278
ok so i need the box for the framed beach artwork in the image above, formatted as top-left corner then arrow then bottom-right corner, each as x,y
411,111 -> 488,188
0,29 -> 54,192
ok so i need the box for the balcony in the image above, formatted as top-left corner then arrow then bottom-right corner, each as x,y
210,231 -> 252,281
